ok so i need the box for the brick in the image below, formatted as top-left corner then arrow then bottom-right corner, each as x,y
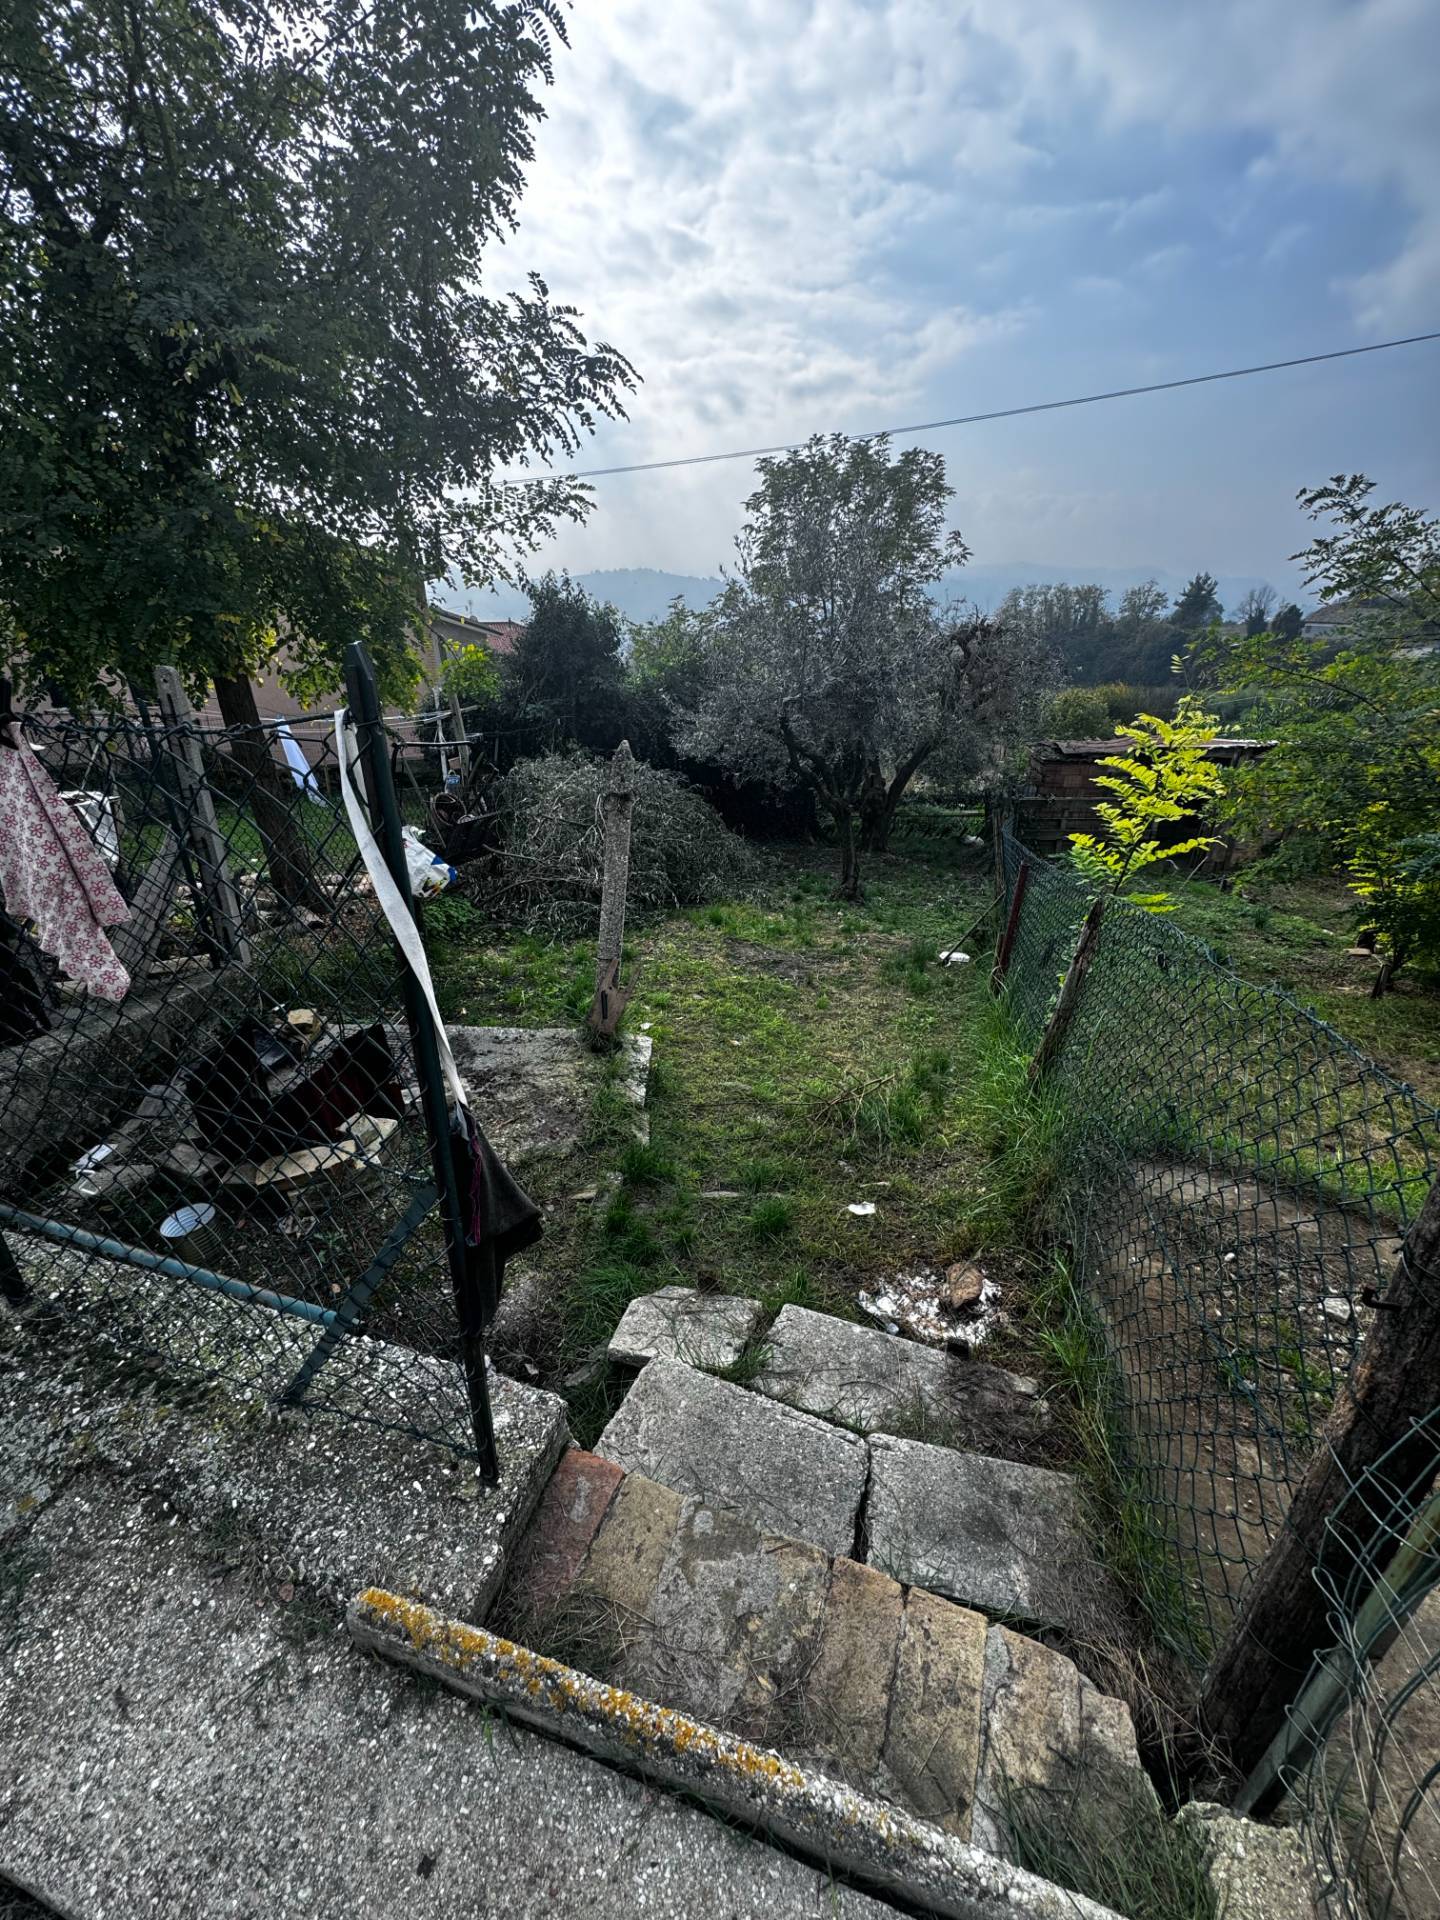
880,1589 -> 987,1839
502,1448 -> 624,1619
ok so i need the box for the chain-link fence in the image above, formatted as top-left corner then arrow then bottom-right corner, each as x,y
995,828 -> 1440,1915
0,661 -> 503,1466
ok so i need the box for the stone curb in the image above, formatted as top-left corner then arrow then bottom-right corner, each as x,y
347,1587 -> 1125,1920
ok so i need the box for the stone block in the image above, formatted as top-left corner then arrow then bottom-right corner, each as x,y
799,1556 -> 904,1785
865,1435 -> 1113,1635
501,1448 -> 624,1621
577,1471 -> 683,1624
1175,1803 -> 1328,1920
972,1625 -> 1152,1859
880,1589 -> 987,1839
596,1359 -> 868,1557
754,1304 -> 1046,1439
608,1285 -> 763,1373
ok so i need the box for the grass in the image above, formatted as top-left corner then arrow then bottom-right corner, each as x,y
1001,1772 -> 1217,1920
1165,865 -> 1440,1107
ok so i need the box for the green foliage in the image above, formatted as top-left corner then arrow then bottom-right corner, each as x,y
0,0 -> 634,703
746,1195 -> 795,1240
1067,701 -> 1227,909
500,574 -> 632,755
626,597 -> 709,704
1169,569 -> 1223,630
1043,686 -> 1114,738
1202,476 -> 1440,985
439,643 -> 501,708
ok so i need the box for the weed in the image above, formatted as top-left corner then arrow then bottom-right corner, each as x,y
758,1267 -> 817,1316
709,1335 -> 776,1389
619,1140 -> 675,1187
1000,1771 -> 1216,1920
746,1195 -> 794,1241
600,1195 -> 663,1266
738,1155 -> 794,1192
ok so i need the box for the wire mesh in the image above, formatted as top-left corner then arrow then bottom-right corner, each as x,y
997,829 -> 1440,1917
0,702 -> 484,1457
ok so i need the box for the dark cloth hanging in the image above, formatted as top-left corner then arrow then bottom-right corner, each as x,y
448,1106 -> 542,1331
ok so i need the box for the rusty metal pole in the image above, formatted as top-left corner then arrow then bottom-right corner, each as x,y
991,859 -> 1030,995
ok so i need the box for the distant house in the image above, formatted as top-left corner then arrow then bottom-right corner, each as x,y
427,605 -> 525,659
1017,735 -> 1274,869
1301,596 -> 1392,639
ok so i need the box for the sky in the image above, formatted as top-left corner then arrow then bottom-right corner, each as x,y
484,0 -> 1440,608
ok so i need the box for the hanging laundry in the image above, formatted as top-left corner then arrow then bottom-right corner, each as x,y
0,737 -> 130,1001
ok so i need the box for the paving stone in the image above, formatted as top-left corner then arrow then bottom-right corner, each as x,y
754,1305 -> 1047,1439
880,1590 -> 987,1840
799,1556 -> 903,1786
631,1494 -> 834,1736
865,1434 -> 1113,1635
502,1449 -> 624,1621
1176,1803 -> 1329,1920
578,1471 -> 683,1622
608,1285 -> 763,1373
595,1359 -> 868,1558
972,1625 -> 1153,1858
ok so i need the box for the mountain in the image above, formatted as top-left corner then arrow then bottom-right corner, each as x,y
436,562 -> 1303,625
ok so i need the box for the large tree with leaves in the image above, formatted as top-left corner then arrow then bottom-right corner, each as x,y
680,435 -> 1048,897
1,0 -> 633,897
1201,476 -> 1440,992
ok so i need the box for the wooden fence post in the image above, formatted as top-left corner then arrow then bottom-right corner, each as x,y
1028,896 -> 1106,1082
153,667 -> 250,967
1200,1175 -> 1440,1803
990,859 -> 1030,995
587,740 -> 635,1041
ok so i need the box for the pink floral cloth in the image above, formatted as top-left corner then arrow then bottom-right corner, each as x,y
0,737 -> 131,1001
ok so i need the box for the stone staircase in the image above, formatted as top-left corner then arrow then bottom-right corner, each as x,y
490,1287 -> 1149,1873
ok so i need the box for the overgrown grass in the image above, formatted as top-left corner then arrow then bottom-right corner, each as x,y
1001,1774 -> 1217,1920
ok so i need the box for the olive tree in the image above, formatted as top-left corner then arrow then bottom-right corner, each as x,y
680,434 -> 1049,897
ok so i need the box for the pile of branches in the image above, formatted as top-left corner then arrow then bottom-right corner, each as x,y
460,751 -> 758,935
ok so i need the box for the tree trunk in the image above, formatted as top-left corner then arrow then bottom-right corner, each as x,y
1369,942 -> 1408,998
212,673 -> 328,913
835,810 -> 861,900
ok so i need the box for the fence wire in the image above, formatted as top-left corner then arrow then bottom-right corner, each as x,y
0,702 -> 486,1458
997,830 -> 1440,1916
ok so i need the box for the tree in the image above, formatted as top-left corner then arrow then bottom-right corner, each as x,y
1170,572 -> 1223,630
1236,584 -> 1278,636
679,435 -> 1048,897
1,0 -> 633,898
500,573 -> 631,757
1043,686 -> 1114,739
1272,603 -> 1304,641
1203,477 -> 1440,991
1067,700 -> 1227,911
995,583 -> 1110,683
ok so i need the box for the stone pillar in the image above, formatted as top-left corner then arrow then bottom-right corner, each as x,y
590,741 -> 635,1038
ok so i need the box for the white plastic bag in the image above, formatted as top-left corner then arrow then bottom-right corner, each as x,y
402,825 -> 455,898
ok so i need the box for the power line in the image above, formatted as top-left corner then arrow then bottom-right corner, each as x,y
548,330 -> 1440,481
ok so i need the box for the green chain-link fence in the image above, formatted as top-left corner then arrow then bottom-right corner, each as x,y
997,828 -> 1440,1915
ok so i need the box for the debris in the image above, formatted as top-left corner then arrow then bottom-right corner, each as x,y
937,948 -> 971,966
847,1200 -> 877,1217
858,1261 -> 1002,1350
1322,1294 -> 1354,1321
942,1260 -> 985,1311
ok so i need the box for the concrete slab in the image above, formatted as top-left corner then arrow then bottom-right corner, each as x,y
351,1588 -> 1125,1920
865,1435 -> 1114,1636
0,1487 -> 892,1920
1176,1803 -> 1329,1920
0,1282 -> 567,1623
753,1305 -> 1047,1441
442,1025 -> 651,1161
608,1285 -> 763,1373
972,1625 -> 1153,1858
595,1360 -> 868,1558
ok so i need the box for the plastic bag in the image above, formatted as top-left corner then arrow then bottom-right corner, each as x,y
402,825 -> 456,898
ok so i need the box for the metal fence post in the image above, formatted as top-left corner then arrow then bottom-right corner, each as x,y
990,858 -> 1030,995
588,738 -> 635,1041
1200,1174 -> 1440,1799
343,642 -> 499,1482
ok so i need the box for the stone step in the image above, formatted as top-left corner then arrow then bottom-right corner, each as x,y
594,1358 -> 1112,1638
594,1356 -> 869,1556
498,1444 -> 1149,1860
866,1431 -> 1120,1638
607,1283 -> 764,1373
753,1302 -> 1049,1444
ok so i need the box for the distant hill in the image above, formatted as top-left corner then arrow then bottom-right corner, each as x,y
437,562 -> 1301,626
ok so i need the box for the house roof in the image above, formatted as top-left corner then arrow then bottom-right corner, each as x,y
1041,736 -> 1271,759
429,605 -> 525,656
1302,596 -> 1392,630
